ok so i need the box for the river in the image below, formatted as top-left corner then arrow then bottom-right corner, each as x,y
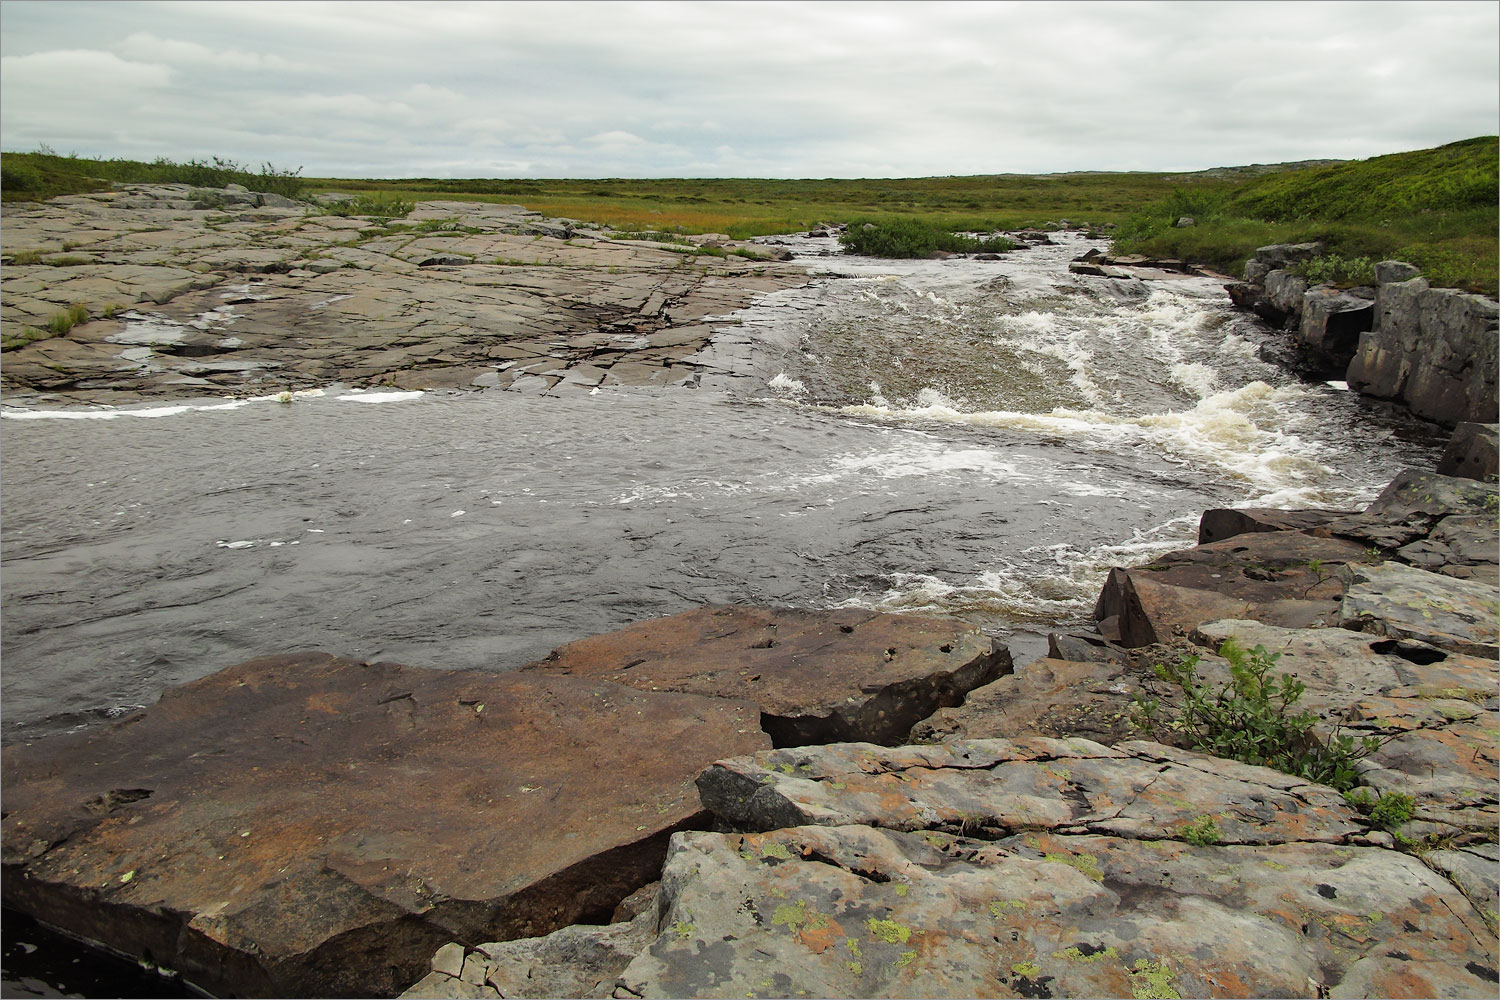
0,232 -> 1446,746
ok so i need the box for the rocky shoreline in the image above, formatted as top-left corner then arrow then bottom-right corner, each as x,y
3,187 -> 1497,998
3,467 -> 1495,998
0,184 -> 807,403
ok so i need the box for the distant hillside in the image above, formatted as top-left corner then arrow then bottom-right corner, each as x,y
1113,136 -> 1498,294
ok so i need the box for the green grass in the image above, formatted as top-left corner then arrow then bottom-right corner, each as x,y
2,149 -> 304,201
1113,137 -> 1497,293
4,138 -> 1494,290
1,303 -> 90,353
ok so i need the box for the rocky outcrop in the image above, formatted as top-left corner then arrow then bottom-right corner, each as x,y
1346,276 -> 1500,426
1227,246 -> 1499,426
0,186 -> 806,403
1,607 -> 1008,997
615,739 -> 1494,999
410,465 -> 1497,1000
1,652 -> 770,997
522,605 -> 1011,748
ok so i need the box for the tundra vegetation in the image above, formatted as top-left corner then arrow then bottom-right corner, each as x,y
2,136 -> 1494,290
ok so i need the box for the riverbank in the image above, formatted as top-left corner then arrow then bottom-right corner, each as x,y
3,466 -> 1494,998
0,184 -> 806,404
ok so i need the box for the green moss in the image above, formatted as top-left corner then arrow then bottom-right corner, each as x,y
1042,850 -> 1104,882
866,917 -> 912,945
1181,815 -> 1222,847
1130,959 -> 1182,1000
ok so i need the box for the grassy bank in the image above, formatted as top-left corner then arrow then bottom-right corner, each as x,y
3,139 -> 1494,291
1112,136 -> 1498,294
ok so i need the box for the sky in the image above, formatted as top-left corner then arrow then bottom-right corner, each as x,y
1,1 -> 1496,179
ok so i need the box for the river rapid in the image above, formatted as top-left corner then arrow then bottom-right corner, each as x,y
0,232 -> 1446,745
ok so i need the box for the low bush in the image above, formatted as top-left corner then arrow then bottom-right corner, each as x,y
1133,638 -> 1384,793
839,218 -> 1017,258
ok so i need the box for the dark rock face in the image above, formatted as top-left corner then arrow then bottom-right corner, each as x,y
1297,284 -> 1374,375
1437,422 -> 1500,482
522,605 -> 1011,747
1,653 -> 769,998
1345,277 -> 1499,426
1197,506 -> 1356,545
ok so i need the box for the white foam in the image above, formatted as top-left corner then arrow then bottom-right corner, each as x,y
335,390 -> 424,403
767,372 -> 807,395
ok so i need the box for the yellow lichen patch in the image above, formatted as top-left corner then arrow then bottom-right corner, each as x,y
989,899 -> 1028,916
1041,850 -> 1104,882
760,841 -> 794,861
1129,959 -> 1181,1000
1011,960 -> 1042,977
866,917 -> 912,945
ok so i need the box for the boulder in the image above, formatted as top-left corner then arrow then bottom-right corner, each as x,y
1347,276 -> 1499,426
522,605 -> 1010,748
1094,531 -> 1368,646
1374,260 -> 1422,284
1174,216 -> 1195,227
1252,242 -> 1324,269
1197,506 -> 1356,545
1262,269 -> 1309,322
1297,284 -> 1374,375
1,652 -> 769,998
1436,422 -> 1500,482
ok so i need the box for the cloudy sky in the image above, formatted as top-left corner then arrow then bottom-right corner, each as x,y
2,1 -> 1496,179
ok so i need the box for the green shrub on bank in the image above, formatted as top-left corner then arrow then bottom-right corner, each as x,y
839,218 -> 1017,258
1133,638 -> 1384,793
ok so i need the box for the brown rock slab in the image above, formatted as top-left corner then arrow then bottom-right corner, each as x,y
1095,531 -> 1370,647
522,605 -> 1011,747
1,652 -> 768,998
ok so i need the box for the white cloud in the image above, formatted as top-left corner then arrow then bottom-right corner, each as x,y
0,1 -> 1494,177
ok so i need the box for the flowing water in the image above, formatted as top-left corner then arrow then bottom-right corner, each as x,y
0,233 -> 1446,747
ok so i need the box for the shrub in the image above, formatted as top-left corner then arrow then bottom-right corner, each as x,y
1133,638 -> 1384,792
1296,253 -> 1376,287
839,218 -> 1017,258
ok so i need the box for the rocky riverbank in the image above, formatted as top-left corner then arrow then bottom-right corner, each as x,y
0,184 -> 806,403
3,467 -> 1495,998
1225,244 -> 1498,429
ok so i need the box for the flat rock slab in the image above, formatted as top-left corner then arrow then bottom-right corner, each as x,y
618,824 -> 1497,999
698,737 -> 1364,846
1,652 -> 768,998
522,605 -> 1011,747
1340,561 -> 1500,656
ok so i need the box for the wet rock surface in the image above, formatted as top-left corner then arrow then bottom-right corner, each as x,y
522,605 -> 1011,747
1,652 -> 769,997
0,186 -> 807,403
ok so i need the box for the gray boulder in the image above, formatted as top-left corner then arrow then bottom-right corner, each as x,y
1436,422 -> 1499,481
1297,284 -> 1374,374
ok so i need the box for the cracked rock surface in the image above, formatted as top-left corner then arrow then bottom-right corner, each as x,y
1,186 -> 806,403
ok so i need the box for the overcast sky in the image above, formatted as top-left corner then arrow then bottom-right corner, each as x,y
2,1 -> 1496,179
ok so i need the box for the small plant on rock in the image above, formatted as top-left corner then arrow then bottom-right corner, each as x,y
1133,638 -> 1384,793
